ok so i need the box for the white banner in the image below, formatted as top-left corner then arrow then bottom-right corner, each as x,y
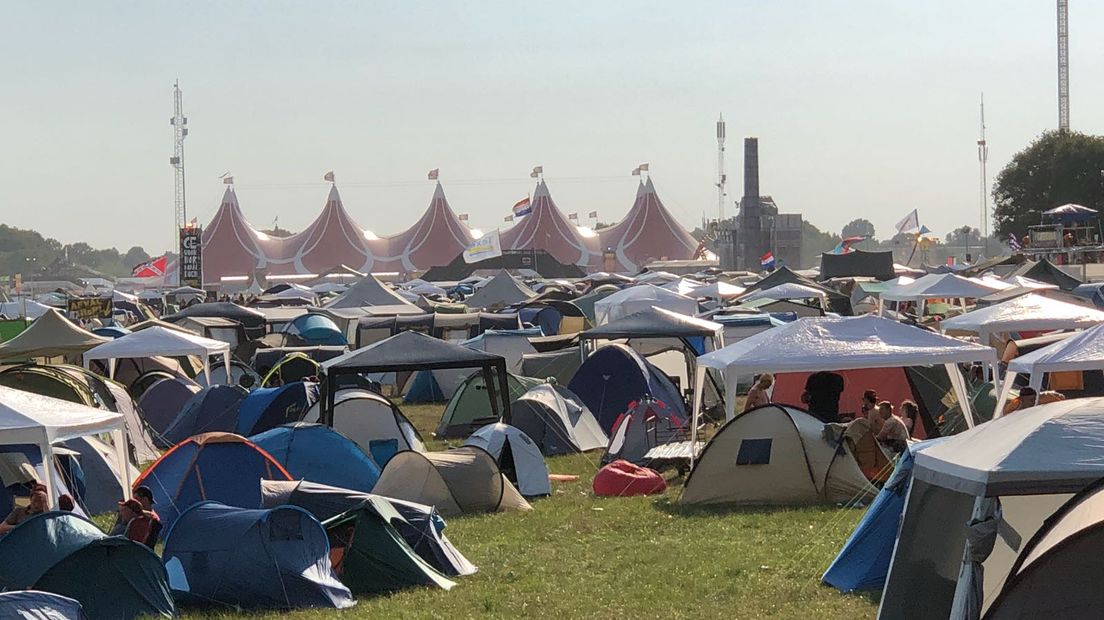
463,229 -> 503,264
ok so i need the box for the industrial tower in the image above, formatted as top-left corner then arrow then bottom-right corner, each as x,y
978,94 -> 989,256
170,81 -> 188,247
716,114 -> 727,221
1058,0 -> 1069,131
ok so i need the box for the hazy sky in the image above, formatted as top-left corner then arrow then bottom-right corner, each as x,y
3,1 -> 1103,253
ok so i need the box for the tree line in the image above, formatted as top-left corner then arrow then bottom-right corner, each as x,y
0,224 -> 151,278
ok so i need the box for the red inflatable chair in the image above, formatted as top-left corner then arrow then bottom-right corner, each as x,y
593,460 -> 667,497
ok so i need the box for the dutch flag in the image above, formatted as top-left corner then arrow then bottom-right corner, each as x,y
760,251 -> 776,270
512,197 -> 532,218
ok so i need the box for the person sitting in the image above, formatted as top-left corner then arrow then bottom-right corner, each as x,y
743,374 -> 774,412
112,499 -> 152,544
876,401 -> 910,454
864,392 -> 885,435
133,486 -> 162,548
0,490 -> 48,535
57,495 -> 75,512
1017,387 -> 1038,411
899,400 -> 919,435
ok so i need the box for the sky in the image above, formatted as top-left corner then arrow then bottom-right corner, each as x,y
3,1 -> 1104,254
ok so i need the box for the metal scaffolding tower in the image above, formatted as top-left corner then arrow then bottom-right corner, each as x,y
1058,0 -> 1070,131
170,81 -> 188,246
716,114 -> 727,221
978,93 -> 990,257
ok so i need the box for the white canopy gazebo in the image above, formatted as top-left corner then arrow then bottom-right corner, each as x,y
739,282 -> 828,305
688,281 -> 746,300
995,323 -> 1104,411
881,273 -> 1006,316
83,325 -> 232,384
593,285 -> 698,325
0,385 -> 130,503
691,315 -> 999,461
940,293 -> 1104,345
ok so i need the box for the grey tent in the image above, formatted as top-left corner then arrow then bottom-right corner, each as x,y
323,274 -> 421,310
464,270 -> 536,310
261,479 -> 477,577
436,372 -> 542,439
819,250 -> 896,281
372,447 -> 531,516
464,423 -> 551,497
322,331 -> 512,427
739,266 -> 850,314
1008,258 -> 1082,292
0,309 -> 109,361
511,383 -> 607,455
520,347 -> 583,385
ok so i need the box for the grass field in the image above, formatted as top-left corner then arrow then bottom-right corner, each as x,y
173,403 -> 879,619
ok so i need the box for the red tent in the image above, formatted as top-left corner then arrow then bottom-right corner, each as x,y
598,178 -> 697,271
500,181 -> 599,268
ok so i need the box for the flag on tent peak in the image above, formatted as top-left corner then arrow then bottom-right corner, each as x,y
428,168 -> 439,180
324,170 -> 335,182
761,251 -> 775,270
513,197 -> 532,218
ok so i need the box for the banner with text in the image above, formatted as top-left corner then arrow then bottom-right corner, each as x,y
67,297 -> 113,321
179,227 -> 203,288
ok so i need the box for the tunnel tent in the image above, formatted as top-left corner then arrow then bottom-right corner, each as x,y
250,422 -> 381,493
436,372 -> 543,439
464,423 -> 551,497
371,447 -> 531,517
0,512 -> 174,619
303,388 -> 423,466
162,501 -> 354,610
261,479 -> 477,578
510,383 -> 607,455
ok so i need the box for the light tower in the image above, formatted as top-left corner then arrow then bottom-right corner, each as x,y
978,93 -> 990,257
716,114 -> 727,221
1057,0 -> 1069,131
169,80 -> 188,247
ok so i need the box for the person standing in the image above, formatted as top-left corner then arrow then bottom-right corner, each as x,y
876,401 -> 910,454
743,374 -> 774,412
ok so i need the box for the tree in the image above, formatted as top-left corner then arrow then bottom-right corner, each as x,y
841,218 -> 876,240
801,221 -> 842,268
123,246 -> 150,267
945,226 -> 981,246
992,130 -> 1104,237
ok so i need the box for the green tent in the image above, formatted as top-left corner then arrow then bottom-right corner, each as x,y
0,318 -> 31,343
437,372 -> 543,438
325,497 -> 456,593
0,512 -> 174,619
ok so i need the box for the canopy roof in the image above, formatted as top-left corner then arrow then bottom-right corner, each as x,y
83,325 -> 230,363
324,330 -> 505,373
581,306 -> 722,341
740,266 -> 842,298
464,270 -> 536,310
913,397 -> 1104,496
1008,322 -> 1104,376
697,315 -> 997,375
593,284 -> 698,325
0,384 -> 123,446
941,293 -> 1104,337
741,282 -> 828,303
882,272 -> 1006,302
597,178 -> 698,271
1043,203 -> 1098,223
1009,258 -> 1083,292
323,274 -> 419,310
688,281 -> 746,299
0,300 -> 53,319
0,309 -> 109,360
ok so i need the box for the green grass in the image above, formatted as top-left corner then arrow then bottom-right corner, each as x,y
176,403 -> 879,619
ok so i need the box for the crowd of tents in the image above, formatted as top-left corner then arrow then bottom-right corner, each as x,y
2,253 -> 1104,617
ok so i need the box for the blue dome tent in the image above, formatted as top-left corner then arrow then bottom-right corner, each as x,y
0,591 -> 86,619
159,385 -> 247,446
236,382 -> 320,436
284,314 -> 347,346
163,502 -> 354,610
251,423 -> 381,492
567,344 -> 685,433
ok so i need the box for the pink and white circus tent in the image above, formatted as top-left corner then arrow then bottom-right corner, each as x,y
198,177 -> 699,284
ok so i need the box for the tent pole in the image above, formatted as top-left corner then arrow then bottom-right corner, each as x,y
203,357 -> 211,385
324,369 -> 337,426
498,360 -> 511,424
483,365 -> 501,421
690,365 -> 706,468
945,363 -> 975,429
41,435 -> 56,505
994,371 -> 1017,419
224,351 -> 232,383
112,426 -> 132,495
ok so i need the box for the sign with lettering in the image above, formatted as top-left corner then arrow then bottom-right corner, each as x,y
67,297 -> 113,321
179,228 -> 203,288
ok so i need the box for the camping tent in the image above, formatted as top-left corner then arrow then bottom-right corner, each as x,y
592,285 -> 698,326
435,371 -> 542,439
235,381 -> 320,436
740,282 -> 829,305
0,512 -> 174,619
136,377 -> 201,437
159,385 -> 247,446
372,447 -> 531,516
983,476 -> 1104,618
161,301 -> 267,339
162,502 -> 354,610
940,293 -> 1104,343
511,383 -> 607,455
692,315 -> 999,448
284,313 -> 347,346
322,330 -> 512,427
251,423 -> 381,493
680,404 -> 875,506
462,329 -> 537,373
0,385 -> 130,503
62,435 -> 140,516
1003,323 -> 1104,400
0,300 -> 53,319
132,432 -> 292,531
83,325 -> 232,385
1007,258 -> 1082,291
520,347 -> 583,385
303,388 -> 423,465
568,343 -> 686,433
580,306 -> 724,353
261,479 -> 477,578
881,272 -> 1005,304
738,266 -> 849,313
688,281 -> 746,300
879,397 -> 1104,620
464,423 -> 551,497
463,270 -> 536,310
0,591 -> 86,619
0,309 -> 109,360
604,398 -> 686,465
323,273 -> 421,310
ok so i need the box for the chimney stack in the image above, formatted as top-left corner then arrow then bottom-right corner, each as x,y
743,137 -> 759,205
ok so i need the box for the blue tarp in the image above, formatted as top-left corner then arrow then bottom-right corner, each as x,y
822,440 -> 942,592
133,434 -> 292,532
568,344 -> 686,433
163,502 -> 354,610
0,512 -> 174,619
160,385 -> 247,447
285,314 -> 347,346
0,590 -> 86,619
404,370 -> 446,402
236,382 -> 319,436
251,423 -> 380,493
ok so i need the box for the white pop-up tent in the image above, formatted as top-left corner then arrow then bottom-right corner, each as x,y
0,385 -> 130,503
880,397 -> 1104,620
880,273 -> 1006,317
688,281 -> 746,300
593,284 -> 698,325
83,325 -> 232,384
739,282 -> 828,305
691,315 -> 999,457
940,294 -> 1104,345
996,323 -> 1104,406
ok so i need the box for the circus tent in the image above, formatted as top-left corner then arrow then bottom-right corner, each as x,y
379,182 -> 473,272
500,181 -> 600,268
598,178 -> 698,271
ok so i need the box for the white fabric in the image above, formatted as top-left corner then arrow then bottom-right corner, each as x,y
1008,323 -> 1104,383
739,282 -> 827,303
940,294 -> 1104,338
688,281 -> 746,300
593,284 -> 698,325
660,278 -> 705,296
913,397 -> 1104,496
1001,275 -> 1058,290
82,325 -> 231,383
0,300 -> 53,319
464,423 -> 551,497
882,273 -> 1005,302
